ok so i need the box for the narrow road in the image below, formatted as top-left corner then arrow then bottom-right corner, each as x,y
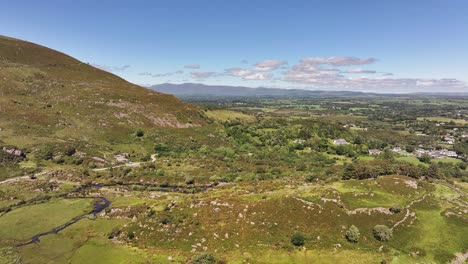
0,171 -> 48,185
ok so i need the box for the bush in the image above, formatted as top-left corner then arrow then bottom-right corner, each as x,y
107,227 -> 121,239
185,176 -> 195,185
190,253 -> 216,264
127,231 -> 135,240
305,174 -> 317,183
345,225 -> 360,243
291,232 -> 305,247
53,156 -> 65,164
64,145 -> 76,156
373,225 -> 392,241
418,153 -> 431,163
72,158 -> 83,165
135,129 -> 145,137
389,205 -> 401,213
38,149 -> 53,160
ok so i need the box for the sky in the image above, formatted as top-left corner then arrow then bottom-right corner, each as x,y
1,0 -> 468,93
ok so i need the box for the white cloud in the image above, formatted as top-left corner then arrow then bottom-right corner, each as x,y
345,68 -> 377,74
225,68 -> 253,77
254,60 -> 288,71
281,56 -> 467,92
302,56 -> 377,66
243,73 -> 273,80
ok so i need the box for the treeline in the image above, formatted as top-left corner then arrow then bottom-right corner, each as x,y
342,157 -> 467,180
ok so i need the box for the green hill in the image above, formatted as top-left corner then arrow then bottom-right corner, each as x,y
0,36 -> 204,155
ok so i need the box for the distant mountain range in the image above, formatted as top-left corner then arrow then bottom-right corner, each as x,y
149,83 -> 468,98
149,83 -> 366,97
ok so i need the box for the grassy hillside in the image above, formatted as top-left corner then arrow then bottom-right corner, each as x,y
0,36 -> 204,148
0,36 -> 214,177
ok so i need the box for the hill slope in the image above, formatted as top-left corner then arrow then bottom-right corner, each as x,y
0,36 -> 203,150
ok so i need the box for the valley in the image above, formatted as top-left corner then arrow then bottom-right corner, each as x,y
0,36 -> 467,264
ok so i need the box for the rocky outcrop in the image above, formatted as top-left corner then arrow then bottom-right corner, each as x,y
2,147 -> 26,158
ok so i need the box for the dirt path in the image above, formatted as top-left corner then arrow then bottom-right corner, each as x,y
0,171 -> 48,185
451,250 -> 468,264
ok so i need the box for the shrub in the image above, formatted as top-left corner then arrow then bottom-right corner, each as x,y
107,228 -> 121,239
373,225 -> 392,241
72,158 -> 83,165
53,156 -> 65,164
185,176 -> 195,185
305,174 -> 318,182
160,217 -> 170,225
389,205 -> 401,214
418,153 -> 431,163
38,149 -> 53,160
135,129 -> 145,137
64,145 -> 76,156
291,232 -> 305,247
190,253 -> 216,264
127,231 -> 135,240
345,225 -> 360,243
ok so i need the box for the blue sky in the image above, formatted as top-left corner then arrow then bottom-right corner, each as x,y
1,0 -> 467,92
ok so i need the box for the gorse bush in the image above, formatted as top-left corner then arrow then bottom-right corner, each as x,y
185,176 -> 195,184
373,225 -> 392,241
291,232 -> 305,247
389,205 -> 401,213
345,225 -> 360,243
190,253 -> 216,264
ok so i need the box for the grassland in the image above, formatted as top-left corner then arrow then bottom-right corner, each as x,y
417,116 -> 467,125
1,35 -> 467,263
0,198 -> 92,245
0,167 -> 466,264
205,109 -> 256,122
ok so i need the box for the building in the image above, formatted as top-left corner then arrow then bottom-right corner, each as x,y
333,139 -> 349,145
392,147 -> 402,152
369,149 -> 382,155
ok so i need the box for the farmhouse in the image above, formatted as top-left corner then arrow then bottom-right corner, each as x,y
333,139 -> 349,145
368,149 -> 382,155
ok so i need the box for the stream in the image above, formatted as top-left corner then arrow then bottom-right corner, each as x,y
13,182 -> 213,247
15,197 -> 110,247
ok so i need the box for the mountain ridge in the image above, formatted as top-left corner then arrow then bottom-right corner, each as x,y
150,82 -> 468,97
0,36 -> 204,151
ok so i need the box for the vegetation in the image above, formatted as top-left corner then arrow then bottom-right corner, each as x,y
373,225 -> 393,242
291,232 -> 306,247
345,225 -> 360,243
0,36 -> 466,264
190,253 -> 216,264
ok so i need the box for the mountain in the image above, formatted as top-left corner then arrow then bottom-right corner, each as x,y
150,83 -> 366,97
0,36 -> 203,151
150,83 -> 468,98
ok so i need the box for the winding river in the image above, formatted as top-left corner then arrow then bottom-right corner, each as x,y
13,182 -> 213,247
